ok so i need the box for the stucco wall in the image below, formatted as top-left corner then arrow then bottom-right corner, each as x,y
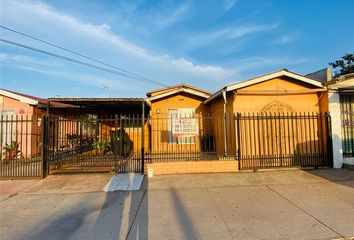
208,93 -> 235,156
206,76 -> 329,157
150,92 -> 209,117
0,95 -> 45,159
233,77 -> 326,113
1,95 -> 34,115
149,92 -> 209,154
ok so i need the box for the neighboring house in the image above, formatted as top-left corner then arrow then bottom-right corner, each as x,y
46,97 -> 148,156
0,89 -> 69,159
0,88 -> 47,116
327,73 -> 354,169
0,89 -> 46,159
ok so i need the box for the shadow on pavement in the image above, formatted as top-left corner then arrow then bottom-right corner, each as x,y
24,174 -> 148,240
170,189 -> 200,239
304,168 -> 354,189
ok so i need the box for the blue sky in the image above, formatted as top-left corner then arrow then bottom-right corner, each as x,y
0,0 -> 353,98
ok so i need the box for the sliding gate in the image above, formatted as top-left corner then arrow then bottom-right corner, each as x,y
47,115 -> 144,173
236,112 -> 331,170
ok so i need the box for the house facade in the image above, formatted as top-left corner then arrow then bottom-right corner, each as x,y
145,84 -> 211,157
203,69 -> 329,162
4,67 -> 352,177
0,89 -> 48,160
327,73 -> 354,169
205,69 -> 328,114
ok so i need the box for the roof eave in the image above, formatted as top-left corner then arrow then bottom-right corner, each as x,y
226,70 -> 324,92
204,88 -> 225,104
0,89 -> 39,105
149,88 -> 210,102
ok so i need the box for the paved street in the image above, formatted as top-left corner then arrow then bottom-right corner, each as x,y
0,169 -> 353,240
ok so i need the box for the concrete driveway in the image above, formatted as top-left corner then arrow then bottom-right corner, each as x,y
0,169 -> 353,240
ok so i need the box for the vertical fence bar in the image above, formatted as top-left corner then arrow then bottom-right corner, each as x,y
114,114 -> 118,172
236,113 -> 241,170
0,114 -> 3,178
278,112 -> 282,167
141,101 -> 145,174
41,116 -> 47,178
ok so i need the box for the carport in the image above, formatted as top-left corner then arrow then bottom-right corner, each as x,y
43,98 -> 150,174
47,97 -> 149,116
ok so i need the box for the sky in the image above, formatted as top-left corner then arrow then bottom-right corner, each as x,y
0,0 -> 353,98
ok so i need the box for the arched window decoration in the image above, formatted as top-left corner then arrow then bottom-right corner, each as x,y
261,101 -> 295,113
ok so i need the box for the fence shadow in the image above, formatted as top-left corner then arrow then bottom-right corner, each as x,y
22,174 -> 148,240
170,188 -> 200,239
295,140 -> 327,167
303,168 -> 354,189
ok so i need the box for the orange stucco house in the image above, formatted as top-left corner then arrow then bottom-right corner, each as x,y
204,69 -> 329,159
205,69 -> 327,114
145,85 -> 211,158
1,68 -> 335,175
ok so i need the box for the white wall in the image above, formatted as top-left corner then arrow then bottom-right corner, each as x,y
328,90 -> 343,168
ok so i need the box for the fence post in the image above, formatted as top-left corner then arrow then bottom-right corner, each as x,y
0,114 -> 3,178
141,100 -> 145,174
236,113 -> 241,171
114,114 -> 118,172
278,113 -> 283,167
41,115 -> 48,178
325,112 -> 333,167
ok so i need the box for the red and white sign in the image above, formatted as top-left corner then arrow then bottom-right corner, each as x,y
171,117 -> 199,137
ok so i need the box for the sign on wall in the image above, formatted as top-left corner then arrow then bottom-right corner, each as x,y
171,117 -> 199,137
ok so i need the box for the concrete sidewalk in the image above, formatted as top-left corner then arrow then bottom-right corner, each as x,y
0,169 -> 353,240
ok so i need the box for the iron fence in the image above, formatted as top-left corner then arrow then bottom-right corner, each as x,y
146,114 -> 236,162
0,115 -> 44,179
1,111 -> 332,178
46,114 -> 235,173
47,114 -> 144,173
236,112 -> 330,170
340,93 -> 354,157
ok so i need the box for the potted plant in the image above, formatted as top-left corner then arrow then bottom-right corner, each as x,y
94,140 -> 110,155
67,133 -> 79,148
3,141 -> 20,164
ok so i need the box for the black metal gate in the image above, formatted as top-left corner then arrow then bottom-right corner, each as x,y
0,115 -> 45,179
236,112 -> 331,170
47,114 -> 144,174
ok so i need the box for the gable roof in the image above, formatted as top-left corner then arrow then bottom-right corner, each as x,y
0,89 -> 71,107
327,72 -> 354,91
1,88 -> 40,105
205,69 -> 324,104
147,84 -> 211,101
227,69 -> 324,91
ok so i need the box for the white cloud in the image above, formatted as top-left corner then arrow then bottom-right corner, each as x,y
0,0 -> 232,93
223,0 -> 238,10
182,23 -> 279,50
0,0 -> 309,96
231,56 -> 311,72
99,24 -> 111,31
273,33 -> 298,44
0,52 -> 142,95
158,4 -> 189,27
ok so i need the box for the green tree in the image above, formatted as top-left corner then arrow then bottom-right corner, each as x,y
329,53 -> 354,78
